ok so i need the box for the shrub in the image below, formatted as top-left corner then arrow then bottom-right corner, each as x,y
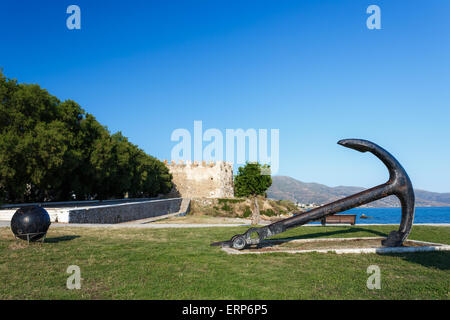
243,206 -> 252,218
218,198 -> 244,204
221,203 -> 233,212
261,209 -> 276,217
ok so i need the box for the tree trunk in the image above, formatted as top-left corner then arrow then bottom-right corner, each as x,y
251,195 -> 260,225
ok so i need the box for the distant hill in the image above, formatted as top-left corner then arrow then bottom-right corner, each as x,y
267,176 -> 450,208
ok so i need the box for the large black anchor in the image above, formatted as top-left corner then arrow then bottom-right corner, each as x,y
212,139 -> 415,250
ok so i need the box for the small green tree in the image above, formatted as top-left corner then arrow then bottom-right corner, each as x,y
234,162 -> 272,224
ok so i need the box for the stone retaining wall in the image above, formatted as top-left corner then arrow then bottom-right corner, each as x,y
59,198 -> 184,223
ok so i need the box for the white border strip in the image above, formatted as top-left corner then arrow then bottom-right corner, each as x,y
221,237 -> 450,255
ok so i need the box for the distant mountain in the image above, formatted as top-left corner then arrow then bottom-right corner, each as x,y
267,176 -> 450,208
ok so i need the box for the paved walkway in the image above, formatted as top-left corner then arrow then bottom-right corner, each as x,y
0,221 -> 448,229
0,221 -> 251,228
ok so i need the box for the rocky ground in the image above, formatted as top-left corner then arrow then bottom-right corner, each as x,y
189,196 -> 299,221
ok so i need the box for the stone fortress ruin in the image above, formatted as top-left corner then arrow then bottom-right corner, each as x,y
164,160 -> 234,199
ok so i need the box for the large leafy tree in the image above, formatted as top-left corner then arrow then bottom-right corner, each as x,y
0,70 -> 172,203
234,162 -> 272,224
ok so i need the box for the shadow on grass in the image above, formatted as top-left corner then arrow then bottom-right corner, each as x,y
383,252 -> 450,271
265,228 -> 450,270
45,235 -> 80,243
268,227 -> 388,243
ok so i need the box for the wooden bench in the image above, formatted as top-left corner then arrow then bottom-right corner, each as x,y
320,214 -> 356,226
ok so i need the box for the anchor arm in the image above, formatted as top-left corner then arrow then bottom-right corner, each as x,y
338,139 -> 415,245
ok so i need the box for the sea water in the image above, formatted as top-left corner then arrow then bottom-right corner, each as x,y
307,206 -> 450,224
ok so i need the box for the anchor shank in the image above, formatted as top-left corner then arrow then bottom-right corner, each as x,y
281,183 -> 393,230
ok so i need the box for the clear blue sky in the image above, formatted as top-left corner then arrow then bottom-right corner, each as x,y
1,0 -> 449,192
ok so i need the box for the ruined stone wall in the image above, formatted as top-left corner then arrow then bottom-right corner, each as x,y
165,161 -> 234,199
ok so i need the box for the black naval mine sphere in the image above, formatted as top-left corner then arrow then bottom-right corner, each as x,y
11,206 -> 51,241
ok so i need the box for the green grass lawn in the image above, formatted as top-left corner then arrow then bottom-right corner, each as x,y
0,224 -> 449,299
